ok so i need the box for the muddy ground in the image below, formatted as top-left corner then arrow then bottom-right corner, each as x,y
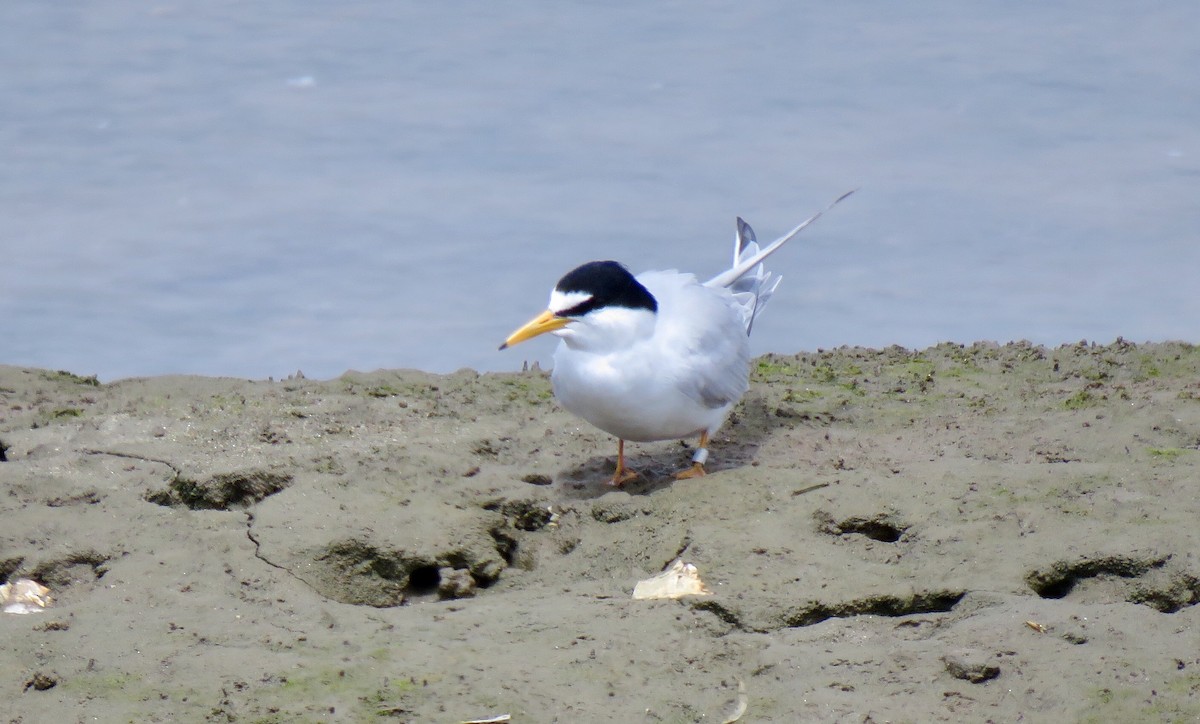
2,339 -> 1199,722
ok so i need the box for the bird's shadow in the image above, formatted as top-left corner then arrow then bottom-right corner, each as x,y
554,393 -> 778,499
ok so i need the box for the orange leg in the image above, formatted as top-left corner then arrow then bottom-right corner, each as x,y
610,439 -> 641,486
675,431 -> 709,480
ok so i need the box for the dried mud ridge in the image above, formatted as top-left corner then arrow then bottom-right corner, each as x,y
145,468 -> 294,511
1027,553 -> 1200,613
693,589 -> 968,633
0,550 -> 109,597
135,463 -> 535,606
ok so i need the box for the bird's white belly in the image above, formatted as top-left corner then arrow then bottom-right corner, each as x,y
551,345 -> 729,442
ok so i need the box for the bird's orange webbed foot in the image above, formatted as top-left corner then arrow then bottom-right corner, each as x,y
674,432 -> 710,481
610,467 -> 641,487
609,439 -> 641,487
674,462 -> 707,480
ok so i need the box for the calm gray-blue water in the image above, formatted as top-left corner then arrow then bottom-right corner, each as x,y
3,2 -> 1197,381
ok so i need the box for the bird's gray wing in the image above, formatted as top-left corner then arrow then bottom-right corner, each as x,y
638,270 -> 753,410
674,320 -> 751,409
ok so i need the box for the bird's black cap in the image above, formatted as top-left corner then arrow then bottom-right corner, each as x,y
554,261 -> 657,317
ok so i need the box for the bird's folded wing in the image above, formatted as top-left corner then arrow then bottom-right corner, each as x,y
674,329 -> 752,410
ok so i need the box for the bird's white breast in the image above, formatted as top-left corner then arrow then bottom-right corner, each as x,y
549,270 -> 750,443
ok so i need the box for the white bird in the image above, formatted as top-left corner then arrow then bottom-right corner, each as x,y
500,191 -> 854,486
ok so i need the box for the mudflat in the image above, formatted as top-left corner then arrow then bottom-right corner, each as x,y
2,340 -> 1198,722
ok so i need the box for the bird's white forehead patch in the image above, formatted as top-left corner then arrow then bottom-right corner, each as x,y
548,290 -> 592,315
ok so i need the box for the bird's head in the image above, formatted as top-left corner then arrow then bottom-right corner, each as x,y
499,261 -> 658,351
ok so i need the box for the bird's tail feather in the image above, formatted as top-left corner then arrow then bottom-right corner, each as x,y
707,189 -> 856,336
728,217 -> 780,335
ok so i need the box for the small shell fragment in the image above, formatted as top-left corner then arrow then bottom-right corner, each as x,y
460,716 -> 511,724
632,559 -> 713,600
1,579 -> 53,614
720,679 -> 749,724
1024,620 -> 1047,633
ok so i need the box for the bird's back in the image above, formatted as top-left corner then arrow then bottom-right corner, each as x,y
637,270 -> 751,414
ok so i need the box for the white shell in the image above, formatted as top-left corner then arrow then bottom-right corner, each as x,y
632,559 -> 713,600
0,578 -> 53,614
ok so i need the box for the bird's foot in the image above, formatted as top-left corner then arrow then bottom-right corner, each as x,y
674,462 -> 707,480
610,439 -> 641,487
675,443 -> 709,480
610,467 -> 641,487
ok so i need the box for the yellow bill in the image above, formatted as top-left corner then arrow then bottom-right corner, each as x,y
499,309 -> 571,350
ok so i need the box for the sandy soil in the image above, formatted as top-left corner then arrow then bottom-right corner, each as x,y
2,340 -> 1199,723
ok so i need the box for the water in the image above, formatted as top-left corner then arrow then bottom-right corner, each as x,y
3,2 -> 1197,381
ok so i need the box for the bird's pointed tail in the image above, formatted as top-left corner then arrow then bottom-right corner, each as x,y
707,189 -> 856,335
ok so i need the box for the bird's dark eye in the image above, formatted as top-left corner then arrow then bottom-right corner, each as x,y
557,301 -> 590,317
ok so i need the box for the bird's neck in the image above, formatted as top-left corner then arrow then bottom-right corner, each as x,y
560,307 -> 657,353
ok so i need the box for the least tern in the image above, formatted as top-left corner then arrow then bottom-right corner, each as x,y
501,191 -> 854,485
